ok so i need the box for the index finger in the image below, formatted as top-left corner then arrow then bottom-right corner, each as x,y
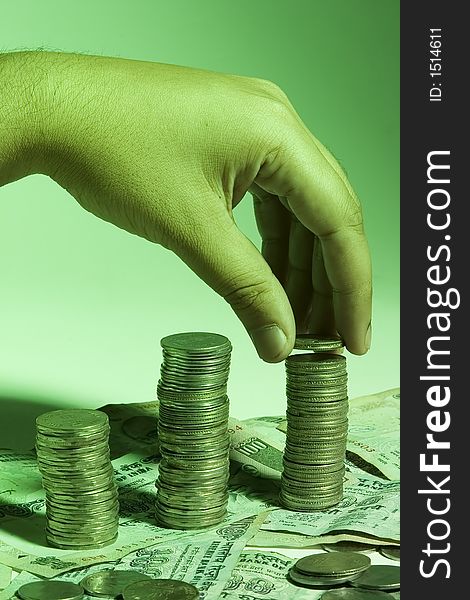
255,126 -> 372,355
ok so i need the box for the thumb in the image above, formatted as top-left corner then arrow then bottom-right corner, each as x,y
175,215 -> 295,363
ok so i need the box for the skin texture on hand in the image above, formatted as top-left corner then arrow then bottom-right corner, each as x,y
0,51 -> 372,362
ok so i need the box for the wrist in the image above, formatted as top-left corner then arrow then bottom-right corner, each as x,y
0,52 -> 52,184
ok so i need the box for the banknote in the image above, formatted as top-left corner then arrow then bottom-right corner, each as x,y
98,398 -> 285,480
228,419 -> 284,480
240,416 -> 287,448
346,388 -> 400,480
0,449 -> 266,578
1,548 -> 401,600
220,550 -> 401,600
0,514 -> 266,600
275,388 -> 400,480
117,512 -> 267,600
0,564 -> 11,592
0,450 -> 43,500
242,416 -> 388,484
220,459 -> 399,544
0,449 -> 190,577
98,400 -> 159,460
250,529 -> 399,549
98,389 -> 400,482
0,390 -> 399,580
0,457 -> 399,579
220,550 -> 316,600
260,470 -> 399,542
0,560 -> 119,600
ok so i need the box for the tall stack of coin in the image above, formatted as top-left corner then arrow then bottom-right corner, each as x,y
36,409 -> 119,549
280,337 -> 348,511
156,332 -> 232,529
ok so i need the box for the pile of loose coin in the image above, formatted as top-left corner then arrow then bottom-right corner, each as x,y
280,334 -> 348,511
16,571 -> 200,600
289,551 -> 371,588
35,409 -> 119,550
289,551 -> 400,597
155,332 -> 232,529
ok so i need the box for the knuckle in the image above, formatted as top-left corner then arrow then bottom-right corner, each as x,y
253,97 -> 296,150
232,78 -> 297,154
252,77 -> 288,100
247,78 -> 293,120
223,279 -> 271,315
332,278 -> 372,297
342,201 -> 364,230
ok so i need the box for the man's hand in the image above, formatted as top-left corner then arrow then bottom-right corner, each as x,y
0,51 -> 372,362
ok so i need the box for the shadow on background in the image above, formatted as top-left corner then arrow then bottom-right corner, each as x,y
0,394 -> 160,549
0,394 -> 70,451
0,395 -> 167,548
0,498 -> 48,548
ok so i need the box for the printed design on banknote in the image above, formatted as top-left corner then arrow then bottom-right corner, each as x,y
0,388 -> 399,587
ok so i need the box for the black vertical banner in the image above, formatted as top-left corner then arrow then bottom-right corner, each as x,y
401,2 -> 466,598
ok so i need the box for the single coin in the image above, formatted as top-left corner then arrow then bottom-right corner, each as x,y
36,409 -> 108,433
288,566 -> 359,587
161,332 -> 231,353
294,552 -> 371,578
122,578 -> 199,600
80,569 -> 152,597
17,580 -> 84,600
351,565 -> 400,591
322,542 -> 377,554
321,589 -> 395,599
294,334 -> 344,351
379,546 -> 400,561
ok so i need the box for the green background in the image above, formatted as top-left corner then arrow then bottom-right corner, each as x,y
0,0 -> 399,449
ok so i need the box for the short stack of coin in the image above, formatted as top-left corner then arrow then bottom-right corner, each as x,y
155,332 -> 232,529
35,409 -> 119,549
280,339 -> 348,511
288,551 -> 371,587
80,570 -> 152,598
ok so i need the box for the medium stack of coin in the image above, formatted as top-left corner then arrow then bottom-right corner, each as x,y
35,409 -> 119,549
155,332 -> 232,529
280,352 -> 348,510
288,551 -> 371,587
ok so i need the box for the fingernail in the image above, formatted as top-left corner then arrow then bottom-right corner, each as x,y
250,325 -> 288,362
364,323 -> 372,351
